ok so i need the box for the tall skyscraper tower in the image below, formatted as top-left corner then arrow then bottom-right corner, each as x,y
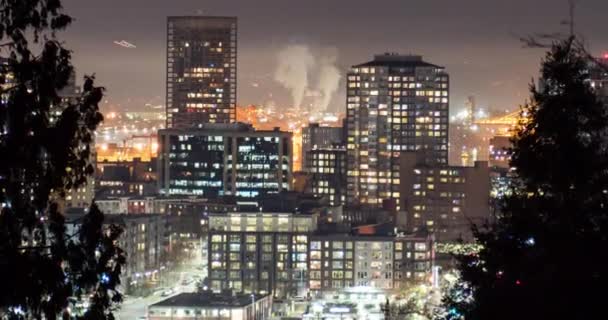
346,54 -> 449,207
166,16 -> 237,128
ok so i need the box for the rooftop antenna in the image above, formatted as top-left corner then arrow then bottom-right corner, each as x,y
569,0 -> 575,36
561,0 -> 578,37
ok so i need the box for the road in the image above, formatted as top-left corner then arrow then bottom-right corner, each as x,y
117,240 -> 206,319
116,272 -> 200,319
116,294 -> 163,320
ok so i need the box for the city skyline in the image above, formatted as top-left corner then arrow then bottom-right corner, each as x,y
2,1 -> 608,319
61,0 -> 608,114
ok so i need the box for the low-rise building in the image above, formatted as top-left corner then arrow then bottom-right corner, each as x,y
308,232 -> 433,294
95,195 -> 237,216
148,292 -> 272,320
95,157 -> 157,198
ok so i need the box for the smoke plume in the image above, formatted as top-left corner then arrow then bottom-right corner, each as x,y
274,45 -> 314,108
315,49 -> 341,112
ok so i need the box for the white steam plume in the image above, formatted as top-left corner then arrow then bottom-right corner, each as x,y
315,49 -> 341,112
274,45 -> 314,108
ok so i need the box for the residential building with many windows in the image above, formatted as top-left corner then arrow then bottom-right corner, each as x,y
346,54 -> 449,208
308,147 -> 347,206
308,232 -> 433,294
66,211 -> 165,288
207,211 -> 318,298
399,151 -> 490,242
157,123 -> 292,198
166,16 -> 237,128
208,209 -> 434,297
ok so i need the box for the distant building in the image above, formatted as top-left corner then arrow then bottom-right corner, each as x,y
95,157 -> 157,198
587,55 -> 608,104
157,123 -> 292,198
207,211 -> 318,298
302,123 -> 344,171
47,70 -> 95,210
65,150 -> 95,210
308,147 -> 347,206
346,54 -> 449,208
308,232 -> 433,294
340,206 -> 394,226
95,195 -> 237,216
399,151 -> 490,242
166,16 -> 237,128
207,209 -> 434,297
148,292 -> 272,320
489,136 -> 511,169
66,211 -> 165,288
65,178 -> 95,209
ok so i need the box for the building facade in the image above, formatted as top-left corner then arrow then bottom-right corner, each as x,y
399,152 -> 490,242
207,211 -> 318,298
95,195 -> 237,216
95,158 -> 157,198
302,123 -> 344,171
148,292 -> 272,320
308,147 -> 347,206
157,123 -> 292,198
346,54 -> 449,208
207,210 -> 434,297
308,233 -> 433,294
66,212 -> 165,287
166,16 -> 237,128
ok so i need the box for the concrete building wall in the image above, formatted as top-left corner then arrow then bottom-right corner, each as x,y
400,151 -> 490,242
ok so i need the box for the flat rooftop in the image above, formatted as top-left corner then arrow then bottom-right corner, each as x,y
354,53 -> 441,69
150,292 -> 268,309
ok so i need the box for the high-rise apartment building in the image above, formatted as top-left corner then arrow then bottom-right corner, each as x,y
346,54 -> 449,207
166,16 -> 237,128
157,123 -> 292,198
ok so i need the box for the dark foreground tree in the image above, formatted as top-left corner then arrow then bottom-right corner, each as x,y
443,37 -> 608,320
0,1 -> 124,319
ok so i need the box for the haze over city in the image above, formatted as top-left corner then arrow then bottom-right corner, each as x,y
62,0 -> 608,113
2,0 -> 608,319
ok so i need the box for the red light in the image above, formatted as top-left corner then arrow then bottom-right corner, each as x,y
515,280 -> 521,285
603,53 -> 608,59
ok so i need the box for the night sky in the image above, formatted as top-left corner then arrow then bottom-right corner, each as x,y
61,0 -> 608,114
